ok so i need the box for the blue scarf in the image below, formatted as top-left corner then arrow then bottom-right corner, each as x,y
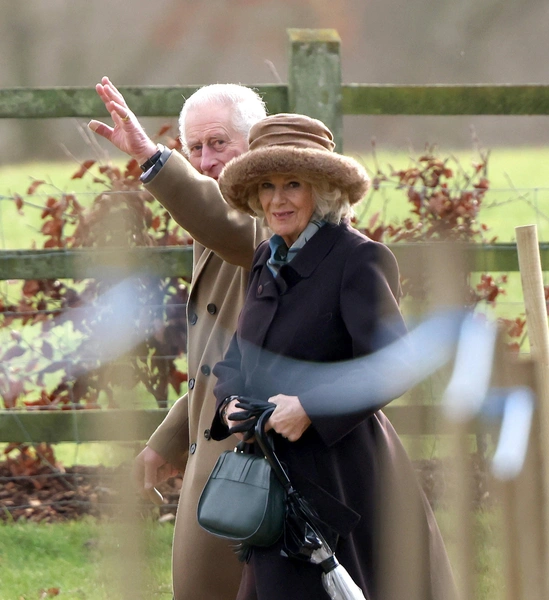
267,219 -> 325,276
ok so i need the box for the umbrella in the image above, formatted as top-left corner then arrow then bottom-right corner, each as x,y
250,406 -> 367,600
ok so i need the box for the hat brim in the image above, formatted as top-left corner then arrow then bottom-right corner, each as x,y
218,146 -> 370,216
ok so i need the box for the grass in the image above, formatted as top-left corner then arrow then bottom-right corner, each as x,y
0,508 -> 503,600
436,506 -> 505,599
0,159 -> 126,250
0,517 -> 174,599
53,441 -> 141,467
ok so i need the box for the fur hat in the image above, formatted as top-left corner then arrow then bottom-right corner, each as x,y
218,113 -> 370,215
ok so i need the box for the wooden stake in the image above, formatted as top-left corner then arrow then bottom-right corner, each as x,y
515,224 -> 549,597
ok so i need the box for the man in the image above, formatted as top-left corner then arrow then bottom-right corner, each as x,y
89,76 -> 269,599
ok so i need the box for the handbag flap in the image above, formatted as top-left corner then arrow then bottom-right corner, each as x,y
197,450 -> 285,545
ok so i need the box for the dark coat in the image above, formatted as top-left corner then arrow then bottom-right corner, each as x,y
212,222 -> 457,600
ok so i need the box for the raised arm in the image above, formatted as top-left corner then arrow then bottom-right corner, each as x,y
144,151 -> 267,268
88,76 -> 268,269
88,76 -> 158,165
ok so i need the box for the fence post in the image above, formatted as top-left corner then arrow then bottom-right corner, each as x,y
287,28 -> 343,152
516,224 -> 549,597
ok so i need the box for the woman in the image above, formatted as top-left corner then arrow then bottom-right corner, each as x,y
209,114 -> 457,600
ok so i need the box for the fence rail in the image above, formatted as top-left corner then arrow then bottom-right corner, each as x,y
0,404 -> 484,444
4,83 -> 549,119
0,27 -> 544,445
0,242 -> 533,442
0,85 -> 288,120
0,247 -> 194,281
0,243 -> 544,282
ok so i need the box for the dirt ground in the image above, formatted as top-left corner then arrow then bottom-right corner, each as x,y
0,455 -> 492,523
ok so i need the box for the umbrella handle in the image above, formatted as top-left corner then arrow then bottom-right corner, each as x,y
255,408 -> 294,492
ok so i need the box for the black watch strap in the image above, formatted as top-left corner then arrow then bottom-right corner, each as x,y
140,145 -> 173,184
139,145 -> 164,172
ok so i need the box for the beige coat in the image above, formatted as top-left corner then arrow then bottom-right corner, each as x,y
145,151 -> 269,599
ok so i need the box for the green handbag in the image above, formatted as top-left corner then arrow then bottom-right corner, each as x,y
197,410 -> 285,547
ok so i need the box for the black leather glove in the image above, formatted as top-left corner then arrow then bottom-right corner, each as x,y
227,396 -> 276,440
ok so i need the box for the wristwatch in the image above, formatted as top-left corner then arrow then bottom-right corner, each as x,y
139,145 -> 165,172
139,144 -> 173,184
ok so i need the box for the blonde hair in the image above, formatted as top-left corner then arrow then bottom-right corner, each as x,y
247,176 -> 354,225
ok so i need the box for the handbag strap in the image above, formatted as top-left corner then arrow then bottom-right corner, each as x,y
254,408 -> 294,493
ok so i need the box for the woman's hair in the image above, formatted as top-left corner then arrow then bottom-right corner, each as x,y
179,84 -> 267,155
247,175 -> 354,225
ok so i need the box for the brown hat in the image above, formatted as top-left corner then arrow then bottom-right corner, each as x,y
218,113 -> 370,215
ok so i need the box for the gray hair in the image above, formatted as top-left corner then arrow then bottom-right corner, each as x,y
247,177 -> 354,225
179,84 -> 267,155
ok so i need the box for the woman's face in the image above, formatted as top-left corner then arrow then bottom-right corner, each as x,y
258,174 -> 315,246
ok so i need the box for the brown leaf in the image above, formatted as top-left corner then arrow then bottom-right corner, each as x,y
474,177 -> 489,190
151,215 -> 161,231
25,357 -> 40,373
41,341 -> 54,360
367,211 -> 380,230
71,159 -> 96,180
124,158 -> 142,179
169,369 -> 188,394
2,345 -> 26,361
39,361 -> 68,375
27,180 -> 46,195
156,124 -> 172,137
22,279 -> 41,297
2,378 -> 25,408
41,219 -> 63,237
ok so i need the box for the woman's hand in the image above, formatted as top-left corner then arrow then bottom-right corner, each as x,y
266,394 -> 311,442
88,76 -> 158,164
223,397 -> 254,442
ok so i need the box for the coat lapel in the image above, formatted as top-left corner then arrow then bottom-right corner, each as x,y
277,222 -> 344,292
190,242 -> 214,287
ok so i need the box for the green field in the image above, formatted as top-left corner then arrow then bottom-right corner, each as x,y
0,159 -> 126,251
355,145 -> 549,243
0,508 -> 503,600
1,146 -> 549,249
0,518 -> 174,599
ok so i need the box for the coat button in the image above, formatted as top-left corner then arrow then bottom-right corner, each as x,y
200,364 -> 211,376
258,284 -> 263,294
189,312 -> 198,325
204,429 -> 211,440
190,443 -> 197,454
188,378 -> 195,389
207,303 -> 217,315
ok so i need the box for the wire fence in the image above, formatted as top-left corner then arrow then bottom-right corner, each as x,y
0,181 -> 548,522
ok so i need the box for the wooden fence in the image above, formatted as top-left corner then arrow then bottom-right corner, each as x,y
1,27 -> 548,444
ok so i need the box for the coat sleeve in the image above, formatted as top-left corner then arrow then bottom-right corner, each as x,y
144,151 -> 267,269
146,393 -> 190,472
209,333 -> 248,440
298,242 -> 408,447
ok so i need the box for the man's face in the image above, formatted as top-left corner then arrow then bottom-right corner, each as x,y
184,103 -> 248,180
